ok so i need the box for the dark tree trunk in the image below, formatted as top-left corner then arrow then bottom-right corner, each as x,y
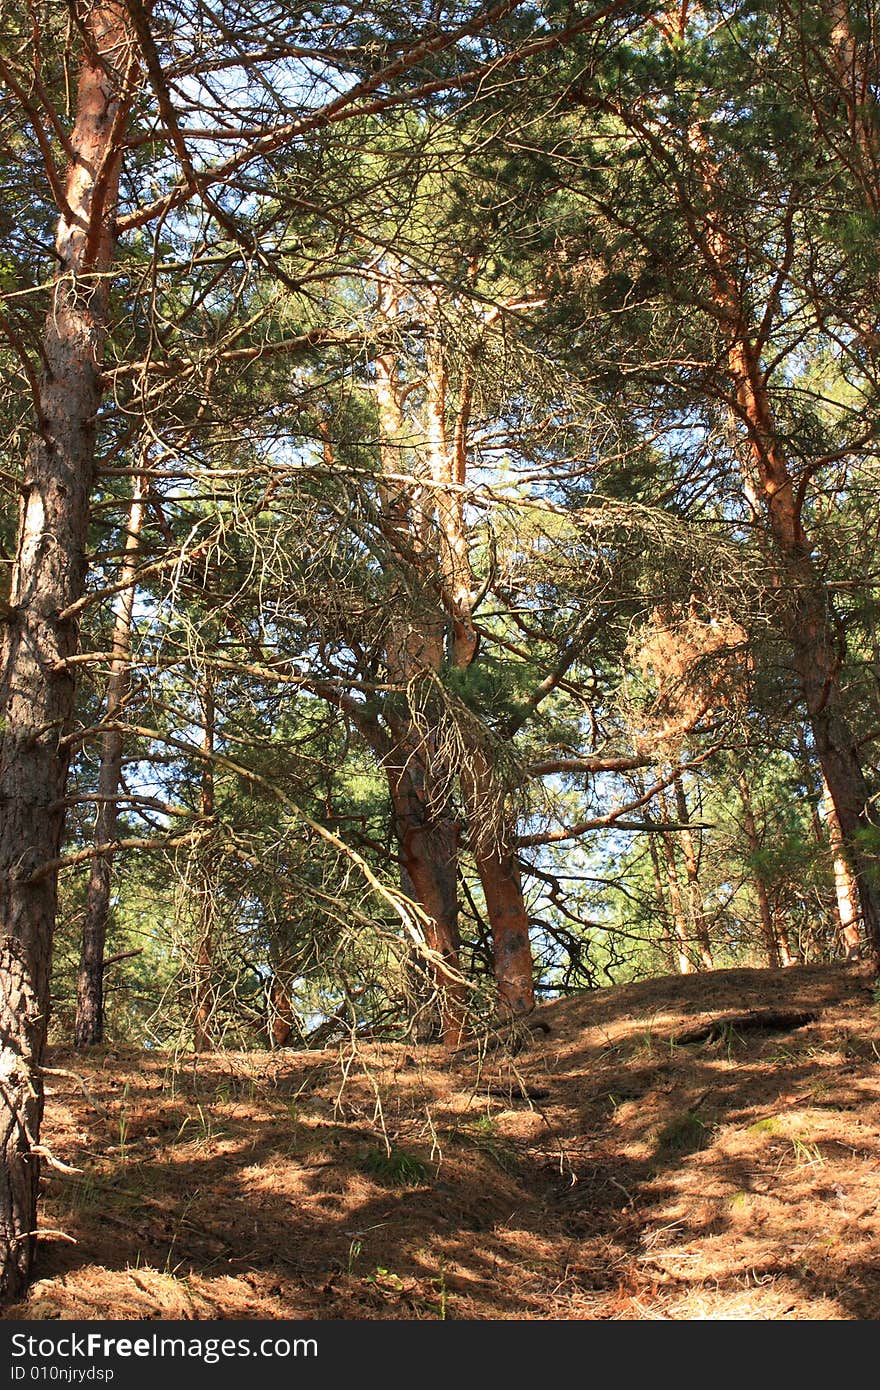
193,672 -> 215,1053
473,844 -> 535,1016
387,762 -> 465,1048
702,175 -> 880,967
0,2 -> 132,1297
658,790 -> 693,974
737,773 -> 782,969
799,677 -> 880,958
76,476 -> 146,1046
673,774 -> 713,969
462,755 -> 535,1017
646,824 -> 677,972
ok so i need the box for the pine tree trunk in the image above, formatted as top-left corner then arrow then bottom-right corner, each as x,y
673,774 -> 713,969
658,792 -> 693,974
828,0 -> 880,213
461,755 -> 535,1017
473,846 -> 535,1016
0,1 -> 132,1298
821,774 -> 862,959
769,586 -> 880,953
193,673 -> 215,1053
267,973 -> 295,1048
75,476 -> 146,1046
737,773 -> 782,968
646,825 -> 677,971
372,306 -> 466,1044
388,764 -> 465,1047
774,912 -> 800,969
702,177 -> 880,964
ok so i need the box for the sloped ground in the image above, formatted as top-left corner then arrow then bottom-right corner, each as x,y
5,961 -> 880,1320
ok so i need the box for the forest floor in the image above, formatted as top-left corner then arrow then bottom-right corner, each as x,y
6,961 -> 880,1321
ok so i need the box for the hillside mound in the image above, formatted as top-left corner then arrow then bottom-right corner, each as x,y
6,960 -> 880,1321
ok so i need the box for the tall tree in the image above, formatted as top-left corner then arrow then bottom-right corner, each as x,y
0,0 -> 136,1295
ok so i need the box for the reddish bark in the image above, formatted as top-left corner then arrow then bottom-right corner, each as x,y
700,158 -> 880,964
267,974 -> 295,1048
472,843 -> 535,1016
0,2 -> 134,1296
461,753 -> 535,1017
387,761 -> 466,1048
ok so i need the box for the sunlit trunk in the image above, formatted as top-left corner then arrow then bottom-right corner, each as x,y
821,774 -> 862,959
701,153 -> 880,964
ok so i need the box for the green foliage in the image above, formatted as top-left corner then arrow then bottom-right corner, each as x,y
358,1147 -> 431,1188
5,0 -> 877,1060
654,1109 -> 710,1159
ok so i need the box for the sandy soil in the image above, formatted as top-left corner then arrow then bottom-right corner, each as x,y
5,960 -> 879,1320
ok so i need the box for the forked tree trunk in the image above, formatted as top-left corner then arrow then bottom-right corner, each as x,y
0,2 -> 133,1297
267,972 -> 295,1048
371,274 -> 536,1027
75,475 -> 147,1046
425,337 -> 535,1014
372,311 -> 466,1044
775,912 -> 800,969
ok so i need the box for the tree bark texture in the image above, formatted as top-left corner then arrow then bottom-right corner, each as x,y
0,2 -> 133,1297
821,774 -> 862,959
700,155 -> 880,963
372,281 -> 535,1027
373,311 -> 466,1043
423,328 -> 535,1014
387,760 -> 466,1047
